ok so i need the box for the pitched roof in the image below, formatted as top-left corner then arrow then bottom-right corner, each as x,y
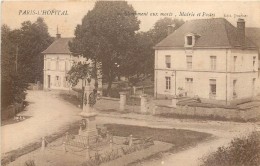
42,38 -> 72,54
246,27 -> 260,49
154,18 -> 256,49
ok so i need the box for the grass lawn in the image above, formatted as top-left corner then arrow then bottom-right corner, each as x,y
60,93 -> 82,108
105,124 -> 211,148
2,122 -> 211,166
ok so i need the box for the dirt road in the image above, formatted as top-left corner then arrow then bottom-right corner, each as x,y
1,90 -> 82,154
2,90 -> 259,166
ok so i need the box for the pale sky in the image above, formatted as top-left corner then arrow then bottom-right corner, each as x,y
1,1 -> 260,37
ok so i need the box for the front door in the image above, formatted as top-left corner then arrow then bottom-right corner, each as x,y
48,75 -> 51,88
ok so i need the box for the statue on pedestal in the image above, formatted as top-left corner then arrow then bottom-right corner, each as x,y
79,78 -> 98,139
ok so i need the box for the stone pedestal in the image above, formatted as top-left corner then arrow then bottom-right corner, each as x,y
79,82 -> 98,138
141,94 -> 148,113
119,92 -> 127,111
171,95 -> 178,108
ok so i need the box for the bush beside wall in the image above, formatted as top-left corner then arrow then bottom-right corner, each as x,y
201,131 -> 260,166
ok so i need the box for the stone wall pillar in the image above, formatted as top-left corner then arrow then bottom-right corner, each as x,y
141,94 -> 148,113
119,92 -> 127,111
172,95 -> 178,108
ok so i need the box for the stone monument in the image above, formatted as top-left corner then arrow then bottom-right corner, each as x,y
79,78 -> 98,139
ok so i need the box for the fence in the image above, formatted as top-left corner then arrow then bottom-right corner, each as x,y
41,131 -> 154,164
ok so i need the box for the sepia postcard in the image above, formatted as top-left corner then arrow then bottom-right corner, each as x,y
1,1 -> 260,166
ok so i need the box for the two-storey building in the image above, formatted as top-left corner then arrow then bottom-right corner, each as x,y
154,18 -> 258,104
42,33 -> 101,90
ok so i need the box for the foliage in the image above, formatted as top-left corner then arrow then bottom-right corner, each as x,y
67,62 -> 92,87
24,160 -> 36,166
105,124 -> 211,146
11,73 -> 28,104
11,17 -> 53,83
131,18 -> 185,78
82,150 -> 121,166
151,17 -> 185,43
121,145 -> 142,155
69,1 -> 140,95
1,18 -> 52,110
101,150 -> 121,163
1,25 -> 29,108
102,88 -> 120,98
1,25 -> 16,108
201,131 -> 260,166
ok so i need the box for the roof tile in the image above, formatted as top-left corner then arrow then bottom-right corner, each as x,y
155,18 -> 256,49
42,38 -> 72,54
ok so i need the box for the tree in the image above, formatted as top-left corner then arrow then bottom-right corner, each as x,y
1,25 -> 16,108
1,25 -> 28,109
67,62 -> 92,87
69,1 -> 140,95
16,17 -> 53,83
151,17 -> 185,44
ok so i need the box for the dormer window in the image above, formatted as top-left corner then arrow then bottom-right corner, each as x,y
185,33 -> 199,47
187,36 -> 193,45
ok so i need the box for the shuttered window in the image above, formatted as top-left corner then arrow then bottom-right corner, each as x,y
165,77 -> 171,90
165,55 -> 171,68
186,55 -> 192,69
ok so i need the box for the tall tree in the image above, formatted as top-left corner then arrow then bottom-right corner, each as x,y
17,17 -> 53,83
69,1 -> 140,95
1,25 -> 28,108
151,17 -> 185,44
1,25 -> 15,108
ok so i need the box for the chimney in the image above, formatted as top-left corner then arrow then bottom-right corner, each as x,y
167,24 -> 175,36
56,26 -> 61,39
237,18 -> 245,47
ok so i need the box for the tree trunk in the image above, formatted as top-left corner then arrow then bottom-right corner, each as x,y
94,58 -> 98,89
106,76 -> 113,97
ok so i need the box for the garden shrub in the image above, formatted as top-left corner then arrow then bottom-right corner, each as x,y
201,131 -> 260,166
102,88 -> 120,98
24,160 -> 36,166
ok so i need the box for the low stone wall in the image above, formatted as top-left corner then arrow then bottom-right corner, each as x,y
101,97 -> 120,101
153,104 -> 260,121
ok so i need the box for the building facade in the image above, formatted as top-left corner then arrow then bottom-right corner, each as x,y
42,34 -> 101,90
154,18 -> 259,104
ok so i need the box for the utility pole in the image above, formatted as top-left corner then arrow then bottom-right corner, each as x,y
15,45 -> 18,73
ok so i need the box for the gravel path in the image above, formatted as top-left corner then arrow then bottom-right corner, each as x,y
1,90 -> 82,154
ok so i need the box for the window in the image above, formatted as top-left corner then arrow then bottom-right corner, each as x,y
209,79 -> 216,98
210,56 -> 216,70
185,78 -> 193,96
233,80 -> 237,98
165,55 -> 171,68
233,56 -> 237,71
165,77 -> 171,90
186,55 -> 192,69
253,56 -> 256,69
187,36 -> 192,45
